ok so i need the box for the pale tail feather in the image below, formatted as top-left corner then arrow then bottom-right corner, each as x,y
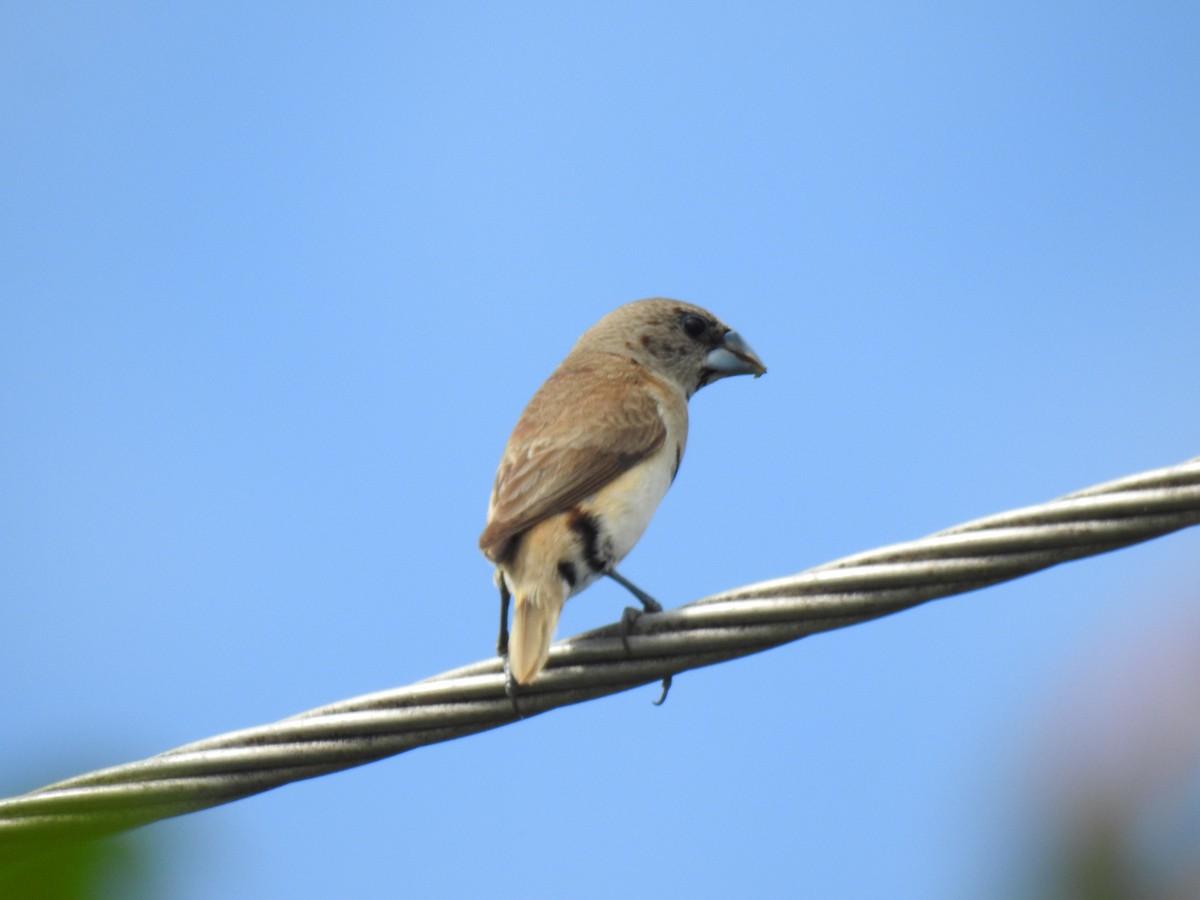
508,586 -> 565,684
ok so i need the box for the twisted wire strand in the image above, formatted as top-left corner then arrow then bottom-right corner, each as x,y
2,455 -> 1198,851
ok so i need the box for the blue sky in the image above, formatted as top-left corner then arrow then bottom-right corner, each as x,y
2,4 -> 1199,897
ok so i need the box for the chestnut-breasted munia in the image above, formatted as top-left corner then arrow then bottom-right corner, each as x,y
480,298 -> 766,686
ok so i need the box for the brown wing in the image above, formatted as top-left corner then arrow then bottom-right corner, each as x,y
479,360 -> 667,561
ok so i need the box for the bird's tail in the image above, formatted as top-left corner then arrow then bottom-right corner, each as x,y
508,583 -> 566,685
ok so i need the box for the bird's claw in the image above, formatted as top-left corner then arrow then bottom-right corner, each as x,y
619,605 -> 644,655
653,675 -> 673,706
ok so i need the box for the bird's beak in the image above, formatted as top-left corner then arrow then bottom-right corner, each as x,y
705,330 -> 767,378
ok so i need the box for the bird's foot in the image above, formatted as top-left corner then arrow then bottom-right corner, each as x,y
618,605 -> 672,706
619,604 -> 645,653
503,657 -> 523,719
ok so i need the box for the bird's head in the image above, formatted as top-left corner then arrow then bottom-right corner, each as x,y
579,297 -> 767,397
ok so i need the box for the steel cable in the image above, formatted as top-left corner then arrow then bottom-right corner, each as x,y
2,455 -> 1198,852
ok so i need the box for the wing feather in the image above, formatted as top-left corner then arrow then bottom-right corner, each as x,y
479,359 -> 667,560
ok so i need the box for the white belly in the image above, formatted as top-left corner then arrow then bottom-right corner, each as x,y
584,444 -> 675,565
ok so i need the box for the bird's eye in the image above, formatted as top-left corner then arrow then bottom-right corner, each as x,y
682,314 -> 707,339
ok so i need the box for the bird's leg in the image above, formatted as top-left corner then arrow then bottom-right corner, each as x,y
496,580 -> 522,718
607,570 -> 662,613
496,579 -> 512,657
608,569 -> 672,705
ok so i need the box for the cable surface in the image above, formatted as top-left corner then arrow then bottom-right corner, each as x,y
2,455 -> 1198,851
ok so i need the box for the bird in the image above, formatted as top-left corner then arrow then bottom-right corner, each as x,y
479,298 -> 766,690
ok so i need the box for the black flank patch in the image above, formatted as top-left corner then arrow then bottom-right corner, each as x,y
569,509 -> 608,573
557,560 -> 578,588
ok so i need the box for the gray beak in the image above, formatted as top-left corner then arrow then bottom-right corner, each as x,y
704,330 -> 767,378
